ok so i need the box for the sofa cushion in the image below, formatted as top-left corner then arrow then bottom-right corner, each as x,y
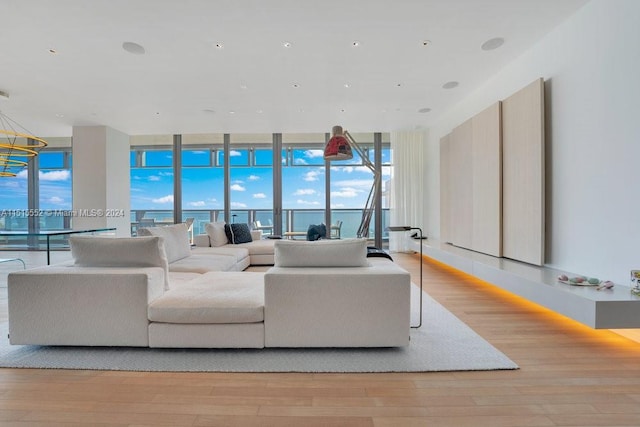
137,223 -> 191,263
190,246 -> 250,263
168,253 -> 237,274
148,272 -> 265,324
274,238 -> 370,268
204,222 -> 229,247
225,223 -> 253,244
69,235 -> 170,290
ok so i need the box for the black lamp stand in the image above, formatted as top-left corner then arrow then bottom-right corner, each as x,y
388,226 -> 423,328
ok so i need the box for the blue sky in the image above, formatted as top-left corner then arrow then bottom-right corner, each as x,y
0,148 -> 391,212
131,148 -> 391,211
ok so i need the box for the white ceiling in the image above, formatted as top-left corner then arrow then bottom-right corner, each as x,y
0,0 -> 588,137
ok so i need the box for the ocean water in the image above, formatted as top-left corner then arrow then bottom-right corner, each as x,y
132,209 -> 390,239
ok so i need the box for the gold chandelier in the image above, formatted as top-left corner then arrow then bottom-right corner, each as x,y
0,109 -> 48,177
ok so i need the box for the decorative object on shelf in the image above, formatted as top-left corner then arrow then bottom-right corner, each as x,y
596,281 -> 614,291
557,274 -> 614,290
388,225 -> 423,329
1,108 -> 48,177
323,125 -> 380,238
631,270 -> 640,296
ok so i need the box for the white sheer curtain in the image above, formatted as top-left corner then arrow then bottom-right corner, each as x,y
389,131 -> 426,252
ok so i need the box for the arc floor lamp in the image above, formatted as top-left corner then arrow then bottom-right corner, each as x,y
323,125 -> 380,238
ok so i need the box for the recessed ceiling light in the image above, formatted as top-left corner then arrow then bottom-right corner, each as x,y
48,48 -> 58,55
340,109 -> 346,113
481,37 -> 505,51
418,107 -> 432,113
352,41 -> 360,47
422,40 -> 431,46
292,83 -> 300,88
240,84 -> 248,90
214,43 -> 224,49
396,83 -> 402,87
55,113 -> 64,118
344,83 -> 350,88
0,90 -> 9,100
229,110 -> 235,114
442,81 -> 459,89
122,42 -> 145,55
283,41 -> 292,48
256,109 -> 263,114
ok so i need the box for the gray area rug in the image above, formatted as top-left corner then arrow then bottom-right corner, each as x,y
0,288 -> 518,372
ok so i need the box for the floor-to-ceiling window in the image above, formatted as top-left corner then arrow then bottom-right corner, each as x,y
180,134 -> 224,236
130,135 -> 174,235
38,137 -> 73,230
0,136 -> 72,249
281,133 -> 327,234
228,134 -> 274,229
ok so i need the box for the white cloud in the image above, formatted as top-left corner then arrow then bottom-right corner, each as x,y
48,196 -> 64,204
293,189 -> 316,196
230,184 -> 246,191
16,170 -> 28,179
331,187 -> 359,198
382,166 -> 391,176
229,150 -> 242,157
294,158 -> 308,165
231,201 -> 247,208
148,175 -> 161,182
331,203 -> 345,209
303,170 -> 320,181
189,201 -> 206,207
253,193 -> 267,199
152,195 -> 174,204
159,171 -> 173,177
332,179 -> 373,189
39,170 -> 70,181
297,199 -> 320,205
355,166 -> 375,174
305,149 -> 324,158
248,175 -> 260,181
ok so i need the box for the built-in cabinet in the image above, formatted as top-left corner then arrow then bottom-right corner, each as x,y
440,78 -> 544,266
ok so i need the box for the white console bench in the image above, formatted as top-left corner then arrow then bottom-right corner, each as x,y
413,239 -> 640,329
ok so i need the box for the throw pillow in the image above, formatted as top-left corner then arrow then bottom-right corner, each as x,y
224,223 -> 253,244
69,236 -> 170,290
306,223 -> 327,241
204,222 -> 229,247
274,238 -> 370,267
137,223 -> 191,263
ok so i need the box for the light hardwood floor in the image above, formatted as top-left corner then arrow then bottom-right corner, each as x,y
1,250 -> 640,426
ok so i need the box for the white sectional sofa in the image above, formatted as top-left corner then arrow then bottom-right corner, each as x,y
192,221 -> 276,266
7,226 -> 412,348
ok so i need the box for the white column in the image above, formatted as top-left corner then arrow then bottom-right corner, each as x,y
72,126 -> 130,237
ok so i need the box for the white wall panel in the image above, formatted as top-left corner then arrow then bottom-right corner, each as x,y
502,79 -> 545,265
449,119 -> 473,250
472,102 -> 502,257
439,133 -> 451,243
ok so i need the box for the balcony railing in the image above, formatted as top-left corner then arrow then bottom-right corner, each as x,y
0,208 -> 391,250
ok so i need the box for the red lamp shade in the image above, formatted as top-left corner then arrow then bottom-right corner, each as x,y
323,135 -> 353,160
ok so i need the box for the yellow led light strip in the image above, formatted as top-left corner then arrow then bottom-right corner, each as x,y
0,122 -> 48,177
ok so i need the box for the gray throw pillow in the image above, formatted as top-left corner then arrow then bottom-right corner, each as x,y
224,223 -> 253,244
